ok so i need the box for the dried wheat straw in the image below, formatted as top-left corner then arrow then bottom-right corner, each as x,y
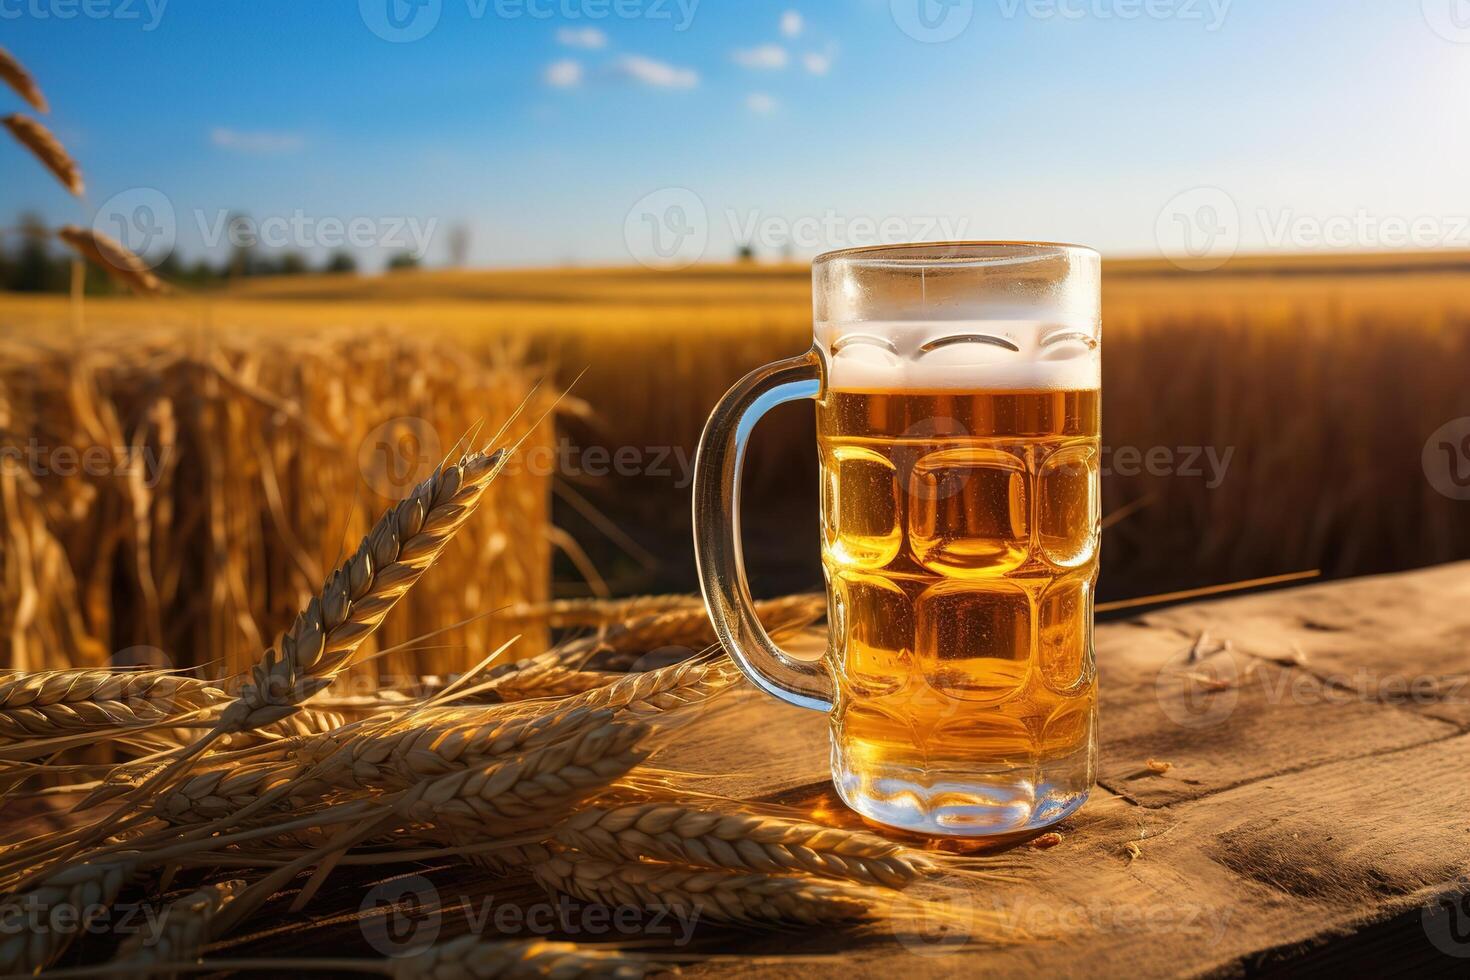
555,803 -> 933,889
218,449 -> 507,735
56,225 -> 167,295
0,46 -> 48,113
0,669 -> 222,741
111,879 -> 245,980
534,848 -> 877,927
2,113 -> 80,194
0,859 -> 133,973
387,935 -> 655,979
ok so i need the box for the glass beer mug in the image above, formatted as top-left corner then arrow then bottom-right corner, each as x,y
693,242 -> 1101,836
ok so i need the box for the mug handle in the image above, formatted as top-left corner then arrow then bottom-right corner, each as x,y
692,347 -> 833,712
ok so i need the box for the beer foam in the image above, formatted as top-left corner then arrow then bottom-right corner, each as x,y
817,320 -> 1100,392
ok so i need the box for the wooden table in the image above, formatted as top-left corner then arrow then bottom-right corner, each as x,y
87,563 -> 1470,977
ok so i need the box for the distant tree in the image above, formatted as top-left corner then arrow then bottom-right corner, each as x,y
8,214 -> 62,292
325,251 -> 357,274
227,212 -> 255,277
186,258 -> 222,285
153,251 -> 183,283
736,243 -> 756,263
387,251 -> 421,271
446,223 -> 471,267
276,252 -> 309,276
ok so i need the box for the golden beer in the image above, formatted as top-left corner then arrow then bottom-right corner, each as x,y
817,387 -> 1099,832
694,242 -> 1102,836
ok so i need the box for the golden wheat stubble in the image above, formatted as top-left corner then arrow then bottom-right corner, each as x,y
817,388 -> 1100,814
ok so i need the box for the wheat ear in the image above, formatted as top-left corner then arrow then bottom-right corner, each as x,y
218,448 -> 507,735
386,935 -> 657,979
481,652 -> 622,701
110,879 -> 246,980
534,849 -> 878,927
0,46 -> 48,113
0,669 -> 222,741
395,717 -> 652,835
584,594 -> 826,670
3,113 -> 81,194
153,761 -> 305,824
305,703 -> 610,791
555,803 -> 934,889
0,859 -> 133,973
512,594 -> 700,629
540,658 -> 742,717
56,225 -> 167,295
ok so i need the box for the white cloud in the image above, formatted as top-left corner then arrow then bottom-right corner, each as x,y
555,26 -> 606,49
780,10 -> 803,38
746,92 -> 778,114
614,55 -> 698,89
209,127 -> 304,155
544,59 -> 583,88
732,44 -> 789,70
802,51 -> 831,75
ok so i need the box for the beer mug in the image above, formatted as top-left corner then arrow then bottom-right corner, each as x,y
693,243 -> 1101,836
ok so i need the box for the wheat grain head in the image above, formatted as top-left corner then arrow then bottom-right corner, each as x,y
3,113 -> 81,194
555,803 -> 933,889
0,46 -> 48,113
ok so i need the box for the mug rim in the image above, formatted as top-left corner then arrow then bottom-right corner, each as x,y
814,240 -> 1100,265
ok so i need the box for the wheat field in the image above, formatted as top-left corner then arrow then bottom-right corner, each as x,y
5,251 -> 1466,608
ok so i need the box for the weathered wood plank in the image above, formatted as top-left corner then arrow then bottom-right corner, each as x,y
54,562 -> 1470,976
1136,560 -> 1470,729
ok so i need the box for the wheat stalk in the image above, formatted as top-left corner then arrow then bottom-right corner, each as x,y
0,859 -> 133,973
555,803 -> 933,889
56,225 -> 167,295
111,879 -> 246,980
534,848 -> 878,927
3,113 -> 81,194
0,669 -> 222,741
0,46 -> 48,113
218,448 -> 508,735
386,935 -> 657,979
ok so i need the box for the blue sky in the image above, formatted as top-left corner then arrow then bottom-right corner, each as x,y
2,0 -> 1467,268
